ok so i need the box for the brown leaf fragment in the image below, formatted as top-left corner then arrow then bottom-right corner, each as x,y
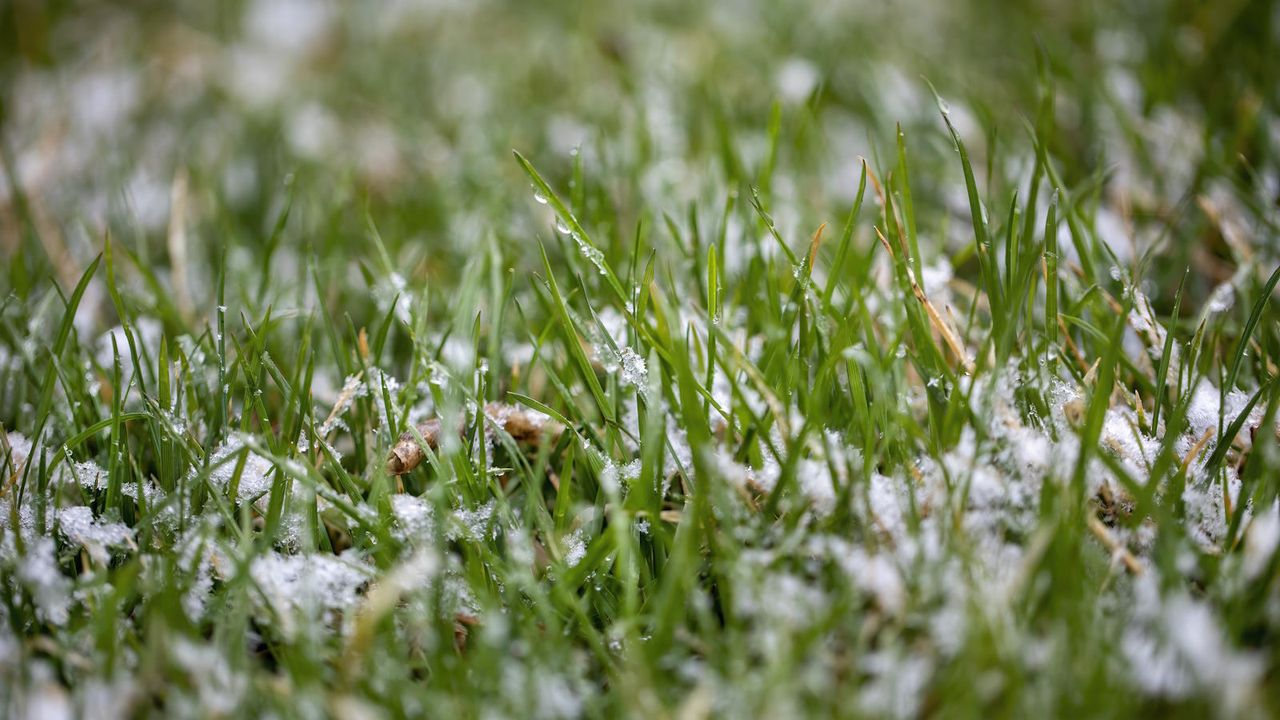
385,403 -> 563,475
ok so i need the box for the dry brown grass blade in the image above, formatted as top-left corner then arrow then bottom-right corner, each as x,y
1087,514 -> 1144,575
1182,427 -> 1214,474
1083,358 -> 1101,386
807,222 -> 826,270
911,279 -> 974,375
320,371 -> 363,437
1057,317 -> 1089,372
874,227 -> 974,375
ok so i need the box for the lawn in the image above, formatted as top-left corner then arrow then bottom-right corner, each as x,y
1,0 -> 1279,717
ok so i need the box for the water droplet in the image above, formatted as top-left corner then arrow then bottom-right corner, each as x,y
531,186 -> 548,205
555,219 -> 571,235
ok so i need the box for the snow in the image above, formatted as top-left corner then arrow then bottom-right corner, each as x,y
206,437 -> 276,500
75,674 -> 137,720
286,102 -> 340,160
449,499 -> 497,541
245,0 -> 333,53
818,538 -> 906,614
1183,380 -> 1262,440
501,662 -> 587,720
169,638 -> 247,716
590,308 -> 648,391
391,493 -> 435,543
1123,573 -> 1263,713
866,472 -> 908,538
373,273 -> 412,326
248,551 -> 371,636
17,538 -> 72,626
177,529 -> 217,622
598,459 -> 622,496
4,431 -> 33,470
775,58 -> 820,105
21,668 -> 74,720
0,6 -> 1275,710
1101,408 -> 1159,477
736,563 -> 828,630
616,346 -> 648,388
793,458 -> 837,515
562,529 -> 587,568
56,506 -> 134,564
94,318 -> 163,379
1244,502 -> 1280,580
858,650 -> 933,720
69,461 -> 107,491
1206,282 -> 1235,314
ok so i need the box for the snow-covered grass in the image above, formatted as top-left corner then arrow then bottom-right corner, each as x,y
2,1 -> 1280,717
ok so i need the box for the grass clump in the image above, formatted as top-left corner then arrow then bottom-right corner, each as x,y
2,1 -> 1280,717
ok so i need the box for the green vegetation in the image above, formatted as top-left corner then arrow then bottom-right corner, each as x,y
1,1 -> 1279,717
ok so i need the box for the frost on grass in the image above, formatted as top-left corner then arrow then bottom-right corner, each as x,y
169,638 -> 247,716
15,538 -> 73,626
248,551 -> 371,638
498,660 -> 588,720
698,351 -> 1276,709
4,1 -> 1280,714
597,457 -> 641,498
391,493 -> 436,543
3,430 -> 33,472
1244,502 -> 1280,580
5,285 -> 1277,717
176,525 -> 219,622
591,307 -> 647,390
372,271 -> 412,325
1121,573 -> 1264,714
448,499 -> 498,542
561,527 -> 588,568
206,436 -> 276,500
858,649 -> 934,720
56,505 -> 135,565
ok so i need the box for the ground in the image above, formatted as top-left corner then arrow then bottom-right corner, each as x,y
1,1 -> 1280,718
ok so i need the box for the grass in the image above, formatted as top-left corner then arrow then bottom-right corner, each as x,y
1,0 -> 1279,717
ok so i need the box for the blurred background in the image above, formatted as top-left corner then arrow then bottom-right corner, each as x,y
0,0 -> 1276,310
